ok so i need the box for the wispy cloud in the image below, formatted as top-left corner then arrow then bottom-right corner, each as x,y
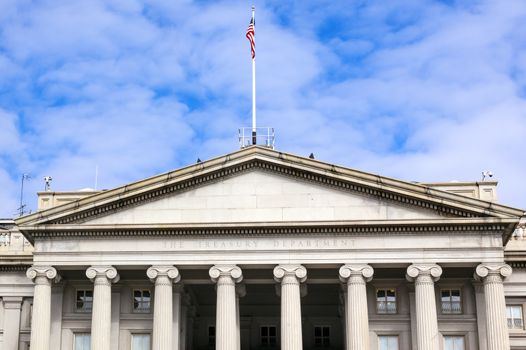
0,0 -> 525,217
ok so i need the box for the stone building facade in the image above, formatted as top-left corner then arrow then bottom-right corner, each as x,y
1,146 -> 525,350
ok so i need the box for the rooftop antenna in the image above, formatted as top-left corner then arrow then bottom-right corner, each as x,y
44,176 -> 53,191
481,171 -> 493,181
17,173 -> 31,217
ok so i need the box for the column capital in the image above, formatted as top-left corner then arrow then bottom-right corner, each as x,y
339,264 -> 374,283
209,265 -> 243,283
273,264 -> 307,283
27,266 -> 61,284
86,266 -> 120,284
406,264 -> 442,282
147,265 -> 181,283
474,263 -> 512,282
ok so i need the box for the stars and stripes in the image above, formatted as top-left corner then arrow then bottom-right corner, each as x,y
246,17 -> 255,59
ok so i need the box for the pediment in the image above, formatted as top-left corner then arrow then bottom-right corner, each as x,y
16,146 -> 524,228
85,170 -> 446,225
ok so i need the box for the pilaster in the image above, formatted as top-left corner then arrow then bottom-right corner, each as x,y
2,296 -> 23,350
273,264 -> 307,350
406,264 -> 442,350
339,264 -> 374,350
209,265 -> 243,350
474,263 -> 512,350
86,266 -> 119,350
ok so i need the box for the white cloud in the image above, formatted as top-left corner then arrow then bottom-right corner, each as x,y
0,0 -> 525,217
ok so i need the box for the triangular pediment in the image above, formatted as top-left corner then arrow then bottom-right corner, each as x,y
84,170 -> 446,225
16,146 -> 524,229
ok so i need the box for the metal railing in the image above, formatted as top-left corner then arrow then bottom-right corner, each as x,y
238,127 -> 275,149
508,318 -> 524,329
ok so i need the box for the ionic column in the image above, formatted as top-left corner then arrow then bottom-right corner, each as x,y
209,265 -> 243,350
406,264 -> 442,350
147,266 -> 181,350
339,264 -> 374,350
26,266 -> 60,350
273,264 -> 307,350
86,266 -> 119,350
474,264 -> 512,350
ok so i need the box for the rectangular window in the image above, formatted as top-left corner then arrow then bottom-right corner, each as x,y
131,334 -> 151,350
133,289 -> 151,313
507,305 -> 524,329
260,325 -> 277,347
378,335 -> 398,350
208,326 -> 216,347
74,333 -> 91,350
314,326 -> 330,347
377,289 -> 397,314
444,336 -> 465,350
441,289 -> 461,314
76,290 -> 93,312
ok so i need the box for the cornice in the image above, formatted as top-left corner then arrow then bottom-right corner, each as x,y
20,218 -> 515,241
16,147 -> 524,230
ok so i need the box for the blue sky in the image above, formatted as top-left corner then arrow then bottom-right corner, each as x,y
1,0 -> 525,217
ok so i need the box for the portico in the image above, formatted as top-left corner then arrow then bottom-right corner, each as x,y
13,146 -> 524,350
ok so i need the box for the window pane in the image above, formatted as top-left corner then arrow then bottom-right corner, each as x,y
322,327 -> 330,337
74,334 -> 91,350
132,334 -> 150,350
512,306 -> 522,318
269,327 -> 276,336
444,336 -> 464,350
378,336 -> 398,350
377,290 -> 385,298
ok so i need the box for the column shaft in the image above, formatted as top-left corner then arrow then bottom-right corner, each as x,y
475,264 -> 512,350
339,264 -> 373,350
415,275 -> 440,350
216,276 -> 237,350
27,266 -> 59,350
147,266 -> 180,350
91,276 -> 112,350
210,265 -> 243,350
86,266 -> 119,350
273,265 -> 307,350
281,275 -> 303,350
406,264 -> 442,350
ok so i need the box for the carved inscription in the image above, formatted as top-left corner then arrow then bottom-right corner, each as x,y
162,237 -> 354,250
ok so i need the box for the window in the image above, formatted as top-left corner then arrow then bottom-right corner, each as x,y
377,289 -> 397,314
132,334 -> 151,350
378,335 -> 398,350
441,289 -> 461,314
314,326 -> 330,347
76,290 -> 93,312
208,326 -> 215,347
133,289 -> 151,313
444,336 -> 464,350
260,326 -> 277,347
74,333 -> 91,350
507,305 -> 524,329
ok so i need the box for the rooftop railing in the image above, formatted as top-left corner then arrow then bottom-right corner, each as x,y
0,230 -> 33,253
238,127 -> 275,149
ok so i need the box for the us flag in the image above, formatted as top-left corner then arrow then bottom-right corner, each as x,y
246,18 -> 255,59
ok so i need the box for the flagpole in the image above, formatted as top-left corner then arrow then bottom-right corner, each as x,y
251,5 -> 257,145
